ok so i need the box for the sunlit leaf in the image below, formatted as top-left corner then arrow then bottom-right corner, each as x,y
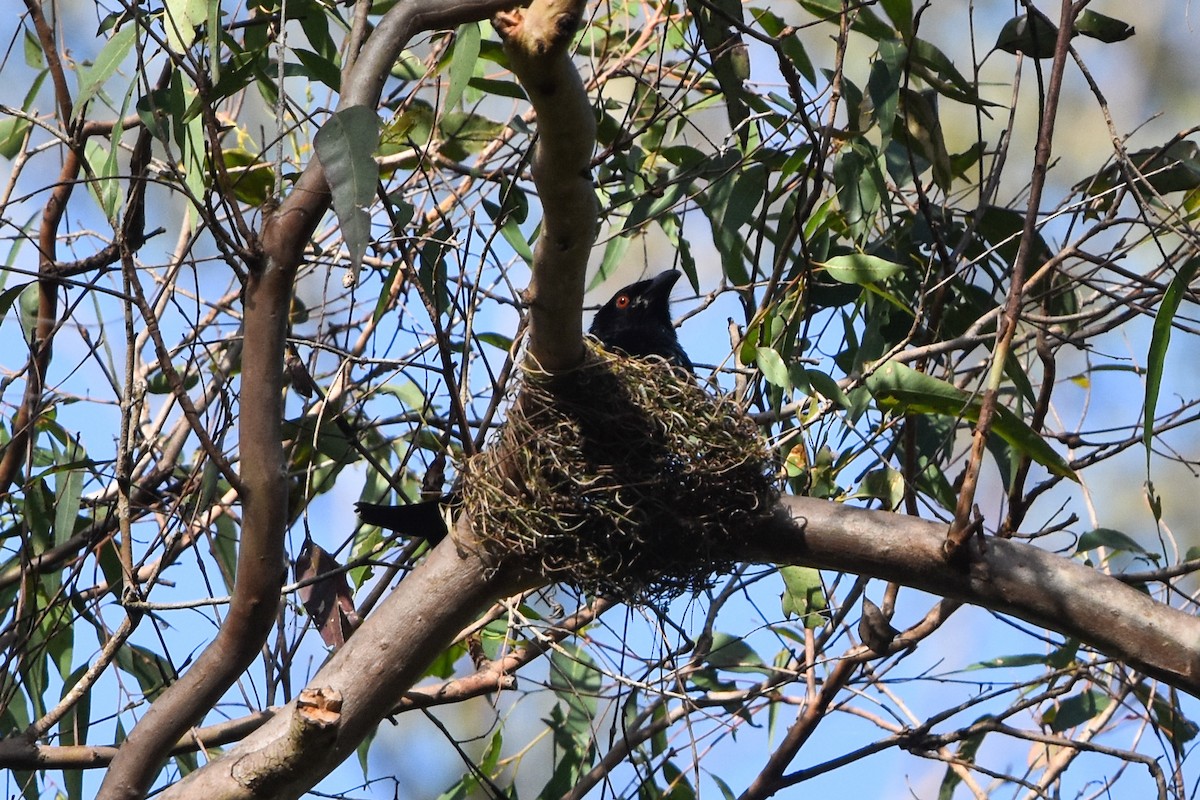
75,22 -> 137,110
780,566 -> 827,629
866,361 -> 1078,481
819,253 -> 905,285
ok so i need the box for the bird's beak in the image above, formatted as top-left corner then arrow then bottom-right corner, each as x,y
646,269 -> 682,301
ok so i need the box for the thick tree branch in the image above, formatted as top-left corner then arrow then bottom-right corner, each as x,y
496,0 -> 598,371
750,497 -> 1200,697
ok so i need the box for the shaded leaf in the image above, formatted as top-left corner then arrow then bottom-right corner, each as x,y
314,106 -> 380,282
1075,527 -> 1148,556
1042,690 -> 1109,732
1074,10 -> 1134,43
1145,256 -> 1199,465
995,9 -> 1060,58
295,537 -> 359,648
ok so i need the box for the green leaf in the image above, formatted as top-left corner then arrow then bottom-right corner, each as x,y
712,163 -> 766,284
852,466 -> 904,509
1075,527 -> 1147,555
314,106 -> 380,281
75,22 -> 138,110
755,346 -> 790,389
23,26 -> 44,69
211,515 -> 239,589
293,48 -> 340,92
549,641 -> 601,731
705,632 -> 768,670
967,653 -> 1052,670
804,369 -> 850,409
897,88 -> 952,190
994,9 -> 1059,58
437,111 -> 504,160
937,723 -> 988,800
819,253 -> 904,285
0,282 -> 29,323
779,565 -> 827,629
84,137 -> 122,220
1042,690 -> 1109,732
596,235 -> 632,289
115,643 -> 176,700
0,117 -> 31,160
1144,256 -> 1198,467
1074,10 -> 1134,43
476,332 -> 513,352
18,282 -> 39,347
220,147 -> 275,205
164,0 -> 209,53
867,39 -> 905,152
444,23 -> 481,112
52,438 -> 85,547
833,142 -> 884,239
866,361 -> 1078,481
799,0 -> 893,41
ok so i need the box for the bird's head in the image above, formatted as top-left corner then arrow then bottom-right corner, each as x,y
589,270 -> 681,339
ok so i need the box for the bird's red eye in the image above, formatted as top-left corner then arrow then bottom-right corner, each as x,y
615,294 -> 631,309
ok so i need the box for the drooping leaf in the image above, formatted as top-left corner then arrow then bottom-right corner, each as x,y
755,346 -> 790,389
994,9 -> 1060,58
293,48 -> 341,92
443,23 -> 481,112
1144,256 -> 1199,466
295,537 -> 360,648
705,632 -> 769,671
314,106 -> 380,283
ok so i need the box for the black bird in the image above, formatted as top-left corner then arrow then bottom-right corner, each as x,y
358,270 -> 693,539
589,269 -> 694,373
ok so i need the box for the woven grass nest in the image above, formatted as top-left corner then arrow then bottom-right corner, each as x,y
460,341 -> 779,602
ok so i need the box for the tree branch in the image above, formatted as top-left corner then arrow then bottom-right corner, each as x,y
750,497 -> 1200,697
495,0 -> 598,371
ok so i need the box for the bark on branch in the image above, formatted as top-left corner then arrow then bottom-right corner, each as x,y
496,0 -> 598,371
749,497 -> 1200,697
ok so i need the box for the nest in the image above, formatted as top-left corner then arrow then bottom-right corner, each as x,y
460,341 -> 779,602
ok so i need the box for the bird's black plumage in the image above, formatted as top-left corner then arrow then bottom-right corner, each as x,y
358,270 -> 693,540
355,498 -> 449,543
589,270 -> 694,373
